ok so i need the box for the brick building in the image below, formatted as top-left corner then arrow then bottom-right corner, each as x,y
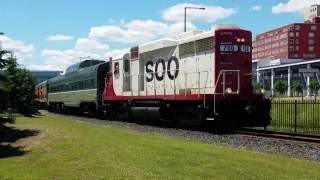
252,4 -> 320,61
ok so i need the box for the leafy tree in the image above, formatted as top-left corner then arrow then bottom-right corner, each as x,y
274,80 -> 288,96
253,82 -> 263,93
4,56 -> 37,115
0,47 -> 10,127
309,79 -> 320,95
291,81 -> 303,97
0,49 -> 10,109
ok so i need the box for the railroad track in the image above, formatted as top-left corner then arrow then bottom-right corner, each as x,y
237,128 -> 320,144
46,110 -> 320,145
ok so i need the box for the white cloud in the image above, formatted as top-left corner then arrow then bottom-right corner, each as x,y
27,64 -> 64,71
250,5 -> 262,11
47,34 -> 74,41
75,38 -> 109,53
39,3 -> 236,71
272,0 -> 319,14
89,19 -> 196,44
0,35 -> 34,58
162,3 -> 236,22
41,38 -> 127,71
89,20 -> 167,43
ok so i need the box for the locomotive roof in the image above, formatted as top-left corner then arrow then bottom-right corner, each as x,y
139,38 -> 177,53
177,30 -> 213,44
112,25 -> 244,57
35,80 -> 47,88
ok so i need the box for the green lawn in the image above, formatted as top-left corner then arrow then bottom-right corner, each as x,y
0,114 -> 320,179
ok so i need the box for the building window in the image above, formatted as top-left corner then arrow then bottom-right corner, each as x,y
309,46 -> 314,51
295,39 -> 299,45
294,25 -> 300,31
279,33 -> 287,39
289,46 -> 294,52
295,46 -> 299,51
308,39 -> 314,45
289,26 -> 294,31
311,25 -> 317,31
289,39 -> 294,45
295,32 -> 299,37
308,32 -> 315,38
289,32 -> 294,37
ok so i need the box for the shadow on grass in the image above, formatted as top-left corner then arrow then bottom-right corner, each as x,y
0,126 -> 39,159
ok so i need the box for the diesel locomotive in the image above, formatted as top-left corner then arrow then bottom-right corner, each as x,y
36,25 -> 271,127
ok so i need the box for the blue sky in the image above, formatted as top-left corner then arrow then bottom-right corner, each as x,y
0,0 -> 318,71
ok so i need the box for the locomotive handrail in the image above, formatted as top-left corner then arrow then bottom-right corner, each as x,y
213,70 -> 240,95
106,69 -> 213,99
124,70 -> 211,98
209,69 -> 241,115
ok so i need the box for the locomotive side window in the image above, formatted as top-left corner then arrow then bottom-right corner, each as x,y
124,59 -> 130,72
114,62 -> 120,78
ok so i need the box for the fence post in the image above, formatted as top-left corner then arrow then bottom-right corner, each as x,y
294,100 -> 297,133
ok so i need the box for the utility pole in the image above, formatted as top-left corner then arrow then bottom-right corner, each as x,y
184,7 -> 206,32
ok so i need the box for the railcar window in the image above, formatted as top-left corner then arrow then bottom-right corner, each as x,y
79,81 -> 84,89
84,80 -> 90,89
90,79 -> 95,88
50,86 -> 56,93
71,83 -> 78,91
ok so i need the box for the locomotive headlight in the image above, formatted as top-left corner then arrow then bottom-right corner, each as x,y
226,88 -> 232,94
236,38 -> 241,42
241,38 -> 245,42
261,88 -> 266,94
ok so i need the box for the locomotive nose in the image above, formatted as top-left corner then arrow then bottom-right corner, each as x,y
245,105 -> 256,115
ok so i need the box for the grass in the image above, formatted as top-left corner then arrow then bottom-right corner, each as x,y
0,114 -> 320,179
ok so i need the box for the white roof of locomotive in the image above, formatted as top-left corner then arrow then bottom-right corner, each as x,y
139,38 -> 177,53
137,25 -> 242,54
139,30 -> 213,53
177,30 -> 213,44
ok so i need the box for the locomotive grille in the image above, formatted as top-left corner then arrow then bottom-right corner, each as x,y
179,37 -> 214,57
179,42 -> 195,57
130,46 -> 139,59
196,37 -> 214,53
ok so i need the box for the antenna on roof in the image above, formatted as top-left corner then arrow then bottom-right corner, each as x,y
79,56 -> 90,62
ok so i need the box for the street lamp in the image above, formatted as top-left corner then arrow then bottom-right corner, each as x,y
184,7 -> 205,32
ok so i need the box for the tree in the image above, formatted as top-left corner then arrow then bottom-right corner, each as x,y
0,47 -> 10,127
0,49 -> 10,111
309,79 -> 320,96
4,56 -> 37,115
291,81 -> 303,97
253,81 -> 263,93
274,80 -> 288,97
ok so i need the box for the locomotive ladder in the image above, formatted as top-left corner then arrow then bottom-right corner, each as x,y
205,70 -> 241,120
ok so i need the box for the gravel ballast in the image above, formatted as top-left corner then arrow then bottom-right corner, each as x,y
47,111 -> 320,161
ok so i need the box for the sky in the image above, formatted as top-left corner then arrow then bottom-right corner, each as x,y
0,0 -> 319,71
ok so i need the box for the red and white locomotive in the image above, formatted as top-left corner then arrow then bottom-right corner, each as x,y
103,25 -> 271,127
